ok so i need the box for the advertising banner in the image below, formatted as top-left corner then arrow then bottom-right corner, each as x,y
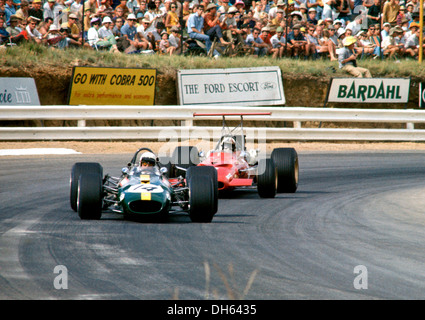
0,78 -> 40,106
68,66 -> 156,105
327,78 -> 410,104
177,67 -> 285,106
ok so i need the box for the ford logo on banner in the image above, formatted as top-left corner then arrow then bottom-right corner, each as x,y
0,78 -> 40,106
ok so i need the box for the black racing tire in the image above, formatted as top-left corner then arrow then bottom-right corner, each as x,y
186,166 -> 218,214
271,148 -> 299,193
70,162 -> 103,212
189,175 -> 215,223
77,173 -> 103,220
171,146 -> 199,178
257,158 -> 277,198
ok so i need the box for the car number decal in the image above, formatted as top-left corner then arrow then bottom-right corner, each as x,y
128,184 -> 163,193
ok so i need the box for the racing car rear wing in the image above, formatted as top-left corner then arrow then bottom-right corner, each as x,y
193,112 -> 272,152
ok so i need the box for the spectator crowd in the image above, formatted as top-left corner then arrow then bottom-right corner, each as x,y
0,0 -> 424,61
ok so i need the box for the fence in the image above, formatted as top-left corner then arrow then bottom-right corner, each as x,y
1,105 -> 425,141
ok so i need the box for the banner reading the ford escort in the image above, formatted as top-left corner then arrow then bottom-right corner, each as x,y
68,67 -> 156,105
327,78 -> 410,104
177,67 -> 285,106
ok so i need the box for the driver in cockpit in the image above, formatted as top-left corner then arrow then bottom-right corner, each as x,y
140,151 -> 156,168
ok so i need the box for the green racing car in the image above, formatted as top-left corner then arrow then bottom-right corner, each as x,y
69,147 -> 218,222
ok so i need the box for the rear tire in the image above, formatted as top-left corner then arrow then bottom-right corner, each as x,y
77,173 -> 103,220
271,148 -> 298,193
70,162 -> 103,211
257,158 -> 277,198
187,166 -> 218,214
189,175 -> 215,222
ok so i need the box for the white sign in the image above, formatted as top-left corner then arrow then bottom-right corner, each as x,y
0,78 -> 40,106
177,67 -> 285,106
327,78 -> 410,103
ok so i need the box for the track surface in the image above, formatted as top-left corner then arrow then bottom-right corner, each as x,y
1,151 -> 425,300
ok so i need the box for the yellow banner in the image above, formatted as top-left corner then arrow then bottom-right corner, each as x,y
68,67 -> 156,105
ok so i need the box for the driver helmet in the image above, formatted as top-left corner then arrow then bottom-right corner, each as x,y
140,151 -> 156,167
221,137 -> 236,152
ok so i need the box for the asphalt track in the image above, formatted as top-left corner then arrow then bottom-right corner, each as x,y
1,151 -> 425,300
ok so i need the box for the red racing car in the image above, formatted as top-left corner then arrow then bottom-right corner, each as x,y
168,113 -> 299,198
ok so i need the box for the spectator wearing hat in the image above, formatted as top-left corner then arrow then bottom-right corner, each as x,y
381,26 -> 405,58
121,13 -> 150,52
405,2 -> 414,22
88,16 -> 120,52
355,29 -> 376,56
270,25 -> 290,58
135,17 -> 154,49
61,13 -> 83,46
338,36 -> 372,77
382,0 -> 400,26
6,14 -> 25,43
98,15 -> 114,38
381,22 -> 391,40
221,6 -> 243,44
268,0 -> 284,20
404,22 -> 424,59
307,7 -> 318,24
158,30 -> 176,54
326,24 -> 338,60
245,26 -> 268,56
203,3 -> 230,46
287,23 -> 308,58
44,24 -> 66,48
25,16 -> 42,43
27,0 -> 42,22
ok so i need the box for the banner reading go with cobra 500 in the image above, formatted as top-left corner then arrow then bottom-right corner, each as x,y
68,67 -> 156,105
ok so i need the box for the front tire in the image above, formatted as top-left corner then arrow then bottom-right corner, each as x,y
271,148 -> 298,193
189,175 -> 215,222
186,166 -> 218,214
70,162 -> 103,211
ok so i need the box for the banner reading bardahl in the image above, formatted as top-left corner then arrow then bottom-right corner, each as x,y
327,78 -> 410,104
68,67 -> 156,105
177,67 -> 285,106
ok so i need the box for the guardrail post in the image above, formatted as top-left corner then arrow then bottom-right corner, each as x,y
406,122 -> 414,130
182,119 -> 193,127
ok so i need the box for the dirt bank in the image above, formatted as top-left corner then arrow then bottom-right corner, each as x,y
0,65 -> 421,109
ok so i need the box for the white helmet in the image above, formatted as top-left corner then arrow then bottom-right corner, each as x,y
221,137 -> 236,152
140,151 -> 156,166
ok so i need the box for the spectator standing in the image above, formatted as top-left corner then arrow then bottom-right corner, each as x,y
366,0 -> 381,27
382,0 -> 400,26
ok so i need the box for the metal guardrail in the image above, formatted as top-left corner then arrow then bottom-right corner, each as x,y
1,105 -> 425,141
